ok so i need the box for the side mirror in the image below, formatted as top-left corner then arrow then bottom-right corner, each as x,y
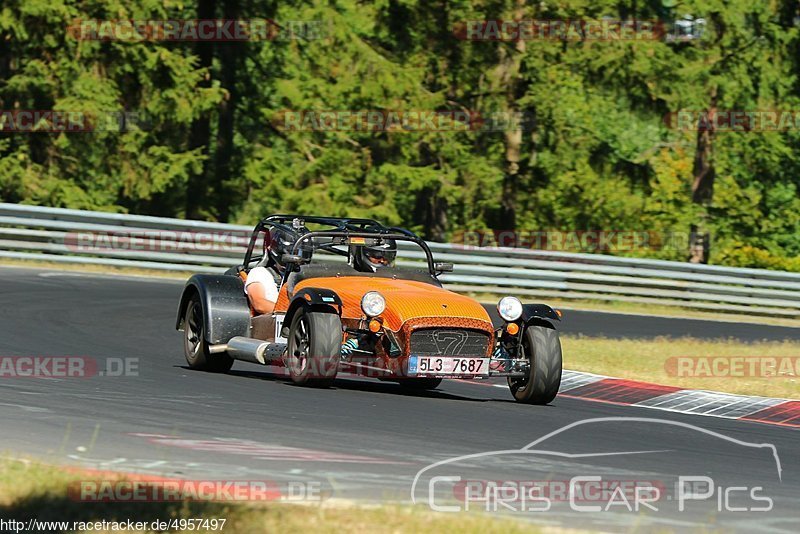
434,262 -> 454,273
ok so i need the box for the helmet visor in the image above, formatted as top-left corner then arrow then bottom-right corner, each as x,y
363,243 -> 396,267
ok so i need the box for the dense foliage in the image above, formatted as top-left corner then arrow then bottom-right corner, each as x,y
1,0 -> 799,270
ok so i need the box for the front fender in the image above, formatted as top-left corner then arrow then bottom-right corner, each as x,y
175,274 -> 251,344
282,287 -> 343,336
521,303 -> 560,325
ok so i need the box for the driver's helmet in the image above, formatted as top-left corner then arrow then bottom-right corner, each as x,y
353,238 -> 397,272
269,226 -> 312,270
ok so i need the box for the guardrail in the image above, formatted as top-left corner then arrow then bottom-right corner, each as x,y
1,202 -> 799,318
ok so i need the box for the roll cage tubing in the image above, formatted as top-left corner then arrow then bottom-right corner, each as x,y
242,215 -> 437,281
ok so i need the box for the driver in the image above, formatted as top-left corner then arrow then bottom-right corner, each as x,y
245,226 -> 313,316
244,230 -> 283,316
351,238 -> 397,273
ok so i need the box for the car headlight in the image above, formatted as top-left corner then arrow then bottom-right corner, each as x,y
361,291 -> 386,317
497,296 -> 523,322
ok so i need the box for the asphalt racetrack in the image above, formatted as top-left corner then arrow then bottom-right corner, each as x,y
1,267 -> 798,532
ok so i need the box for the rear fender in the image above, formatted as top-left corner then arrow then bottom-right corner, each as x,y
175,274 -> 251,344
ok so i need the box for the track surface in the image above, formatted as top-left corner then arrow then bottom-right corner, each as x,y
0,268 -> 798,532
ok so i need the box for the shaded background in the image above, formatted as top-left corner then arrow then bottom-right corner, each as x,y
1,0 -> 799,269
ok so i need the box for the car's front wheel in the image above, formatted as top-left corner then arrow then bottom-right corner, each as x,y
508,324 -> 562,404
286,308 -> 342,387
183,294 -> 234,373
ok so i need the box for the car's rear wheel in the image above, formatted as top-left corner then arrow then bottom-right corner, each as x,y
398,377 -> 443,391
508,324 -> 561,404
183,294 -> 234,372
286,308 -> 341,387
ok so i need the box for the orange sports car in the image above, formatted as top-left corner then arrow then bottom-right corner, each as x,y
176,215 -> 562,404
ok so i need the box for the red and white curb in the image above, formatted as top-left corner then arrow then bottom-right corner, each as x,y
475,370 -> 799,428
554,370 -> 800,429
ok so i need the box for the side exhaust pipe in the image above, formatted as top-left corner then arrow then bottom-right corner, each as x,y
217,337 -> 286,365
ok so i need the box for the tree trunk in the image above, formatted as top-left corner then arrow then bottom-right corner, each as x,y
185,0 -> 216,219
497,0 -> 527,231
689,89 -> 717,264
691,107 -> 716,205
213,0 -> 242,222
414,186 -> 448,242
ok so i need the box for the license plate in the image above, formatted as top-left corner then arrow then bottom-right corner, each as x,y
408,356 -> 489,377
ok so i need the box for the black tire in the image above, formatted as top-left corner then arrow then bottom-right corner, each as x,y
183,294 -> 234,373
397,377 -> 443,391
508,324 -> 562,404
286,308 -> 342,387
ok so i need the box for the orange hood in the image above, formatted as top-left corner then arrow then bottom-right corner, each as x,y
292,276 -> 492,331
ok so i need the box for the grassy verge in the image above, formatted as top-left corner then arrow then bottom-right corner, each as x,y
0,458 -> 546,534
563,335 -> 800,399
0,258 -> 191,280
546,298 -> 800,328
